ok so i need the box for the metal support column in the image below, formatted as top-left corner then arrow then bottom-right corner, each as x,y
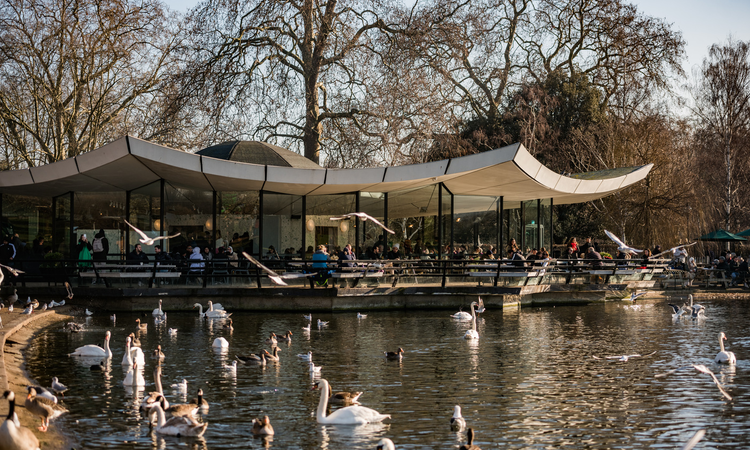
355,192 -> 360,255
537,199 -> 542,250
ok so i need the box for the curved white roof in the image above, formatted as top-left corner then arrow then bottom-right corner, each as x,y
0,136 -> 652,208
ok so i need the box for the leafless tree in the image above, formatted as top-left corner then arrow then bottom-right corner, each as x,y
0,0 -> 183,168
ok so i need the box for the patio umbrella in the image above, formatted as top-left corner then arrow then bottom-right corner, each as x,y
736,228 -> 750,237
697,229 -> 747,241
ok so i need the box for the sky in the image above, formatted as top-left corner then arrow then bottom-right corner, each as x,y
165,0 -> 750,76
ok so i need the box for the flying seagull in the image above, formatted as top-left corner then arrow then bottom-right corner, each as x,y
330,212 -> 395,234
592,351 -> 657,362
242,252 -> 288,286
680,429 -> 706,450
625,291 -> 647,302
604,230 -> 643,254
0,263 -> 24,286
652,242 -> 698,259
124,219 -> 180,246
655,364 -> 732,401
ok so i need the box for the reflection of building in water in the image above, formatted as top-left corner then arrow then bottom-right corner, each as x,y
0,137 -> 651,260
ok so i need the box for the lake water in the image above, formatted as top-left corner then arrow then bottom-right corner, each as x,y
25,298 -> 750,449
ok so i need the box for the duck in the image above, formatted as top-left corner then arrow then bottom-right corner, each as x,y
121,336 -> 146,367
189,389 -> 209,412
50,378 -> 67,397
459,428 -> 482,450
25,387 -> 67,432
212,337 -> 229,349
450,405 -> 466,431
152,298 -> 165,317
715,332 -> 737,364
464,301 -> 479,340
385,348 -> 404,360
0,390 -> 39,450
149,402 -> 208,437
265,333 -> 277,346
223,319 -> 234,331
376,439 -> 396,450
328,388 -> 363,405
69,331 -> 112,358
123,361 -> 146,387
152,345 -> 165,361
263,347 -> 280,362
313,379 -> 390,425
251,415 -> 274,435
277,331 -> 293,343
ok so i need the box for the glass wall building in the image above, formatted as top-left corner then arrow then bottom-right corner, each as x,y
0,137 -> 652,261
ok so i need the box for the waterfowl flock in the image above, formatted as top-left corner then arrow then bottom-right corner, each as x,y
1,292 -> 742,449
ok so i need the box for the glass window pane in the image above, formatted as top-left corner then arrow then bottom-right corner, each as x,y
262,192 -> 302,259
164,183 -> 212,257
305,194 -> 356,257
218,191 -> 260,256
74,192 -> 126,259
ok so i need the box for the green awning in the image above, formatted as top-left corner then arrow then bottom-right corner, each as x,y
697,229 -> 747,241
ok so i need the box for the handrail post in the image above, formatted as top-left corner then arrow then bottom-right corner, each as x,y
441,259 -> 447,288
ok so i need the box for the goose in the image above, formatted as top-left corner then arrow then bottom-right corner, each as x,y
223,319 -> 234,331
385,348 -> 404,360
251,415 -> 274,435
152,345 -> 165,361
128,332 -> 142,348
50,378 -> 67,397
212,337 -> 229,349
263,347 -> 280,362
277,331 -> 293,343
236,352 -> 266,365
265,333 -> 277,346
25,387 -> 67,432
297,351 -> 312,361
0,390 -> 39,450
193,303 -> 232,318
189,389 -> 209,412
450,405 -> 466,431
328,388 -> 363,405
123,361 -> 146,387
464,301 -> 479,340
459,428 -> 482,450
26,386 -> 56,404
163,396 -> 199,418
715,332 -> 737,364
121,337 -> 146,367
357,312 -> 368,319
171,379 -> 188,394
313,379 -> 390,425
6,289 -> 18,305
152,299 -> 165,317
135,318 -> 148,332
149,403 -> 207,437
376,439 -> 396,450
69,331 -> 112,358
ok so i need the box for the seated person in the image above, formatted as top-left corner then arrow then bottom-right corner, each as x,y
310,245 -> 330,288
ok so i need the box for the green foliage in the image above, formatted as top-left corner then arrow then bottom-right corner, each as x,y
40,252 -> 63,268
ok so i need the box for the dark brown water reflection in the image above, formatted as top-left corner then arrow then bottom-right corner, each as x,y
26,299 -> 750,449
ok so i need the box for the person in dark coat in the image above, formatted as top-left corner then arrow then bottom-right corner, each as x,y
92,229 -> 109,261
128,243 -> 149,264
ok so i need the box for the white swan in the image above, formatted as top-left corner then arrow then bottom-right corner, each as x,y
194,303 -> 232,318
715,332 -> 737,364
451,308 -> 472,320
123,361 -> 145,387
69,331 -> 112,358
313,379 -> 390,425
152,298 -> 165,317
149,403 -> 208,437
121,337 -> 146,367
450,405 -> 466,431
212,337 -> 229,348
376,438 -> 395,450
464,301 -> 479,340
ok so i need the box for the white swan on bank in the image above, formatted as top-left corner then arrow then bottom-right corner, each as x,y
313,379 -> 390,425
715,332 -> 737,364
148,403 -> 208,437
464,301 -> 479,340
69,331 -> 112,358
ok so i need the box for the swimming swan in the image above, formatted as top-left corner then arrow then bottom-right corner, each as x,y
313,379 -> 390,425
69,331 -> 112,358
194,303 -> 232,318
149,403 -> 208,437
715,332 -> 737,364
464,301 -> 479,340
